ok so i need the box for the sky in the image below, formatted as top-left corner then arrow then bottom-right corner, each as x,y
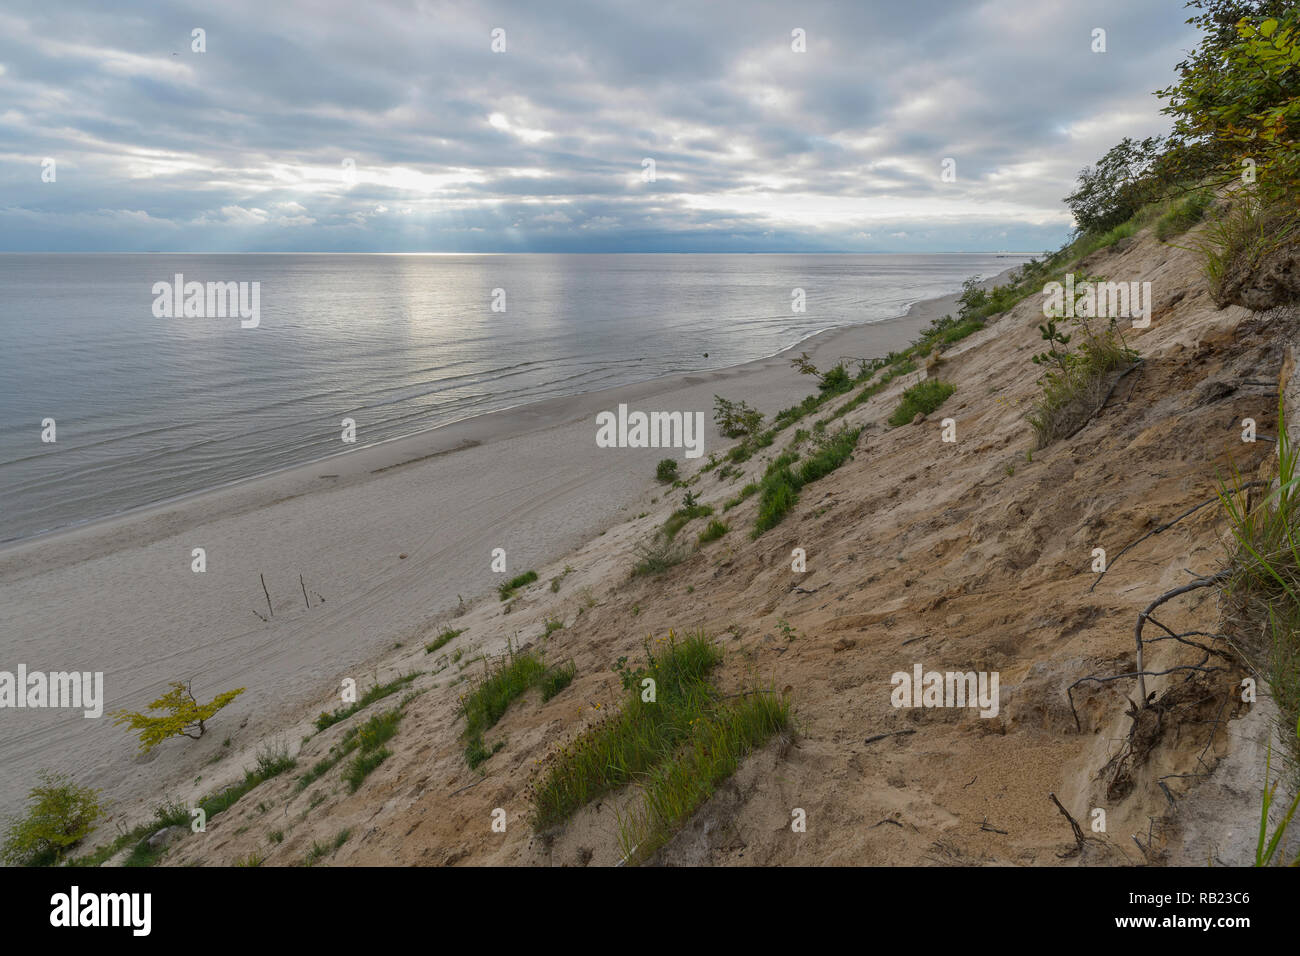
0,0 -> 1202,253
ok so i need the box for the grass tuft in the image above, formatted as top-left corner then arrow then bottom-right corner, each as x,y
498,570 -> 539,601
887,380 -> 955,427
528,631 -> 789,865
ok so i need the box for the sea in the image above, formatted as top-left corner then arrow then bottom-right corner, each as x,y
0,252 -> 1031,542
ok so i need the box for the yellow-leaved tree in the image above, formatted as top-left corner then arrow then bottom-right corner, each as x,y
112,680 -> 245,753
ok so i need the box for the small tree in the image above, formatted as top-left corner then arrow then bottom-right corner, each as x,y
712,395 -> 763,438
1,770 -> 102,866
790,353 -> 852,393
655,458 -> 679,483
790,351 -> 820,378
112,680 -> 245,753
1065,136 -> 1166,235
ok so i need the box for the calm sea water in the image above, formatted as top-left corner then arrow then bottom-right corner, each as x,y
0,253 -> 1029,542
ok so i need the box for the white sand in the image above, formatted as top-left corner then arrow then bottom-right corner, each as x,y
0,270 -> 1019,822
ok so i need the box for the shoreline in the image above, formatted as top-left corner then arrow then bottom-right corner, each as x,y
0,264 -> 1023,822
0,262 -> 1026,562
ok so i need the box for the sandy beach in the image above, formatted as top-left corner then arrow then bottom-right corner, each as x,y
0,267 -> 1022,823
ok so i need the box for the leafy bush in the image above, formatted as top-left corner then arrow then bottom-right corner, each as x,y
1161,11 -> 1300,202
1065,137 -> 1167,235
1,771 -> 102,866
1026,318 -> 1138,447
818,363 -> 852,395
655,458 -> 679,483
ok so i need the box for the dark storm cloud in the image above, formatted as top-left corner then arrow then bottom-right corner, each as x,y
0,0 -> 1199,251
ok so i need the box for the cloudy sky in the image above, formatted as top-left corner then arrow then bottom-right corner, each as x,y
0,0 -> 1200,253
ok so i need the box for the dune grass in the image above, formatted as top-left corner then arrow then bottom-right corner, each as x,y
73,742 -> 297,868
887,379 -> 955,426
540,661 -> 576,702
343,709 -> 402,791
1155,188 -> 1214,241
631,532 -> 691,576
615,689 -> 790,864
722,482 -> 759,511
663,499 -> 714,540
698,519 -> 729,543
753,427 -> 861,536
1219,396 -> 1300,774
528,631 -> 788,864
425,628 -> 463,654
498,570 -> 539,601
314,673 -> 418,732
460,646 -> 574,767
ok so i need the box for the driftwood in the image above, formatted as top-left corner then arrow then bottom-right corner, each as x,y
1049,792 -> 1087,858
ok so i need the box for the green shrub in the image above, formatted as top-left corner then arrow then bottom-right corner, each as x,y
818,364 -> 852,394
1,771 -> 102,866
713,396 -> 763,438
1026,318 -> 1138,447
1065,136 -> 1167,235
655,459 -> 679,483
